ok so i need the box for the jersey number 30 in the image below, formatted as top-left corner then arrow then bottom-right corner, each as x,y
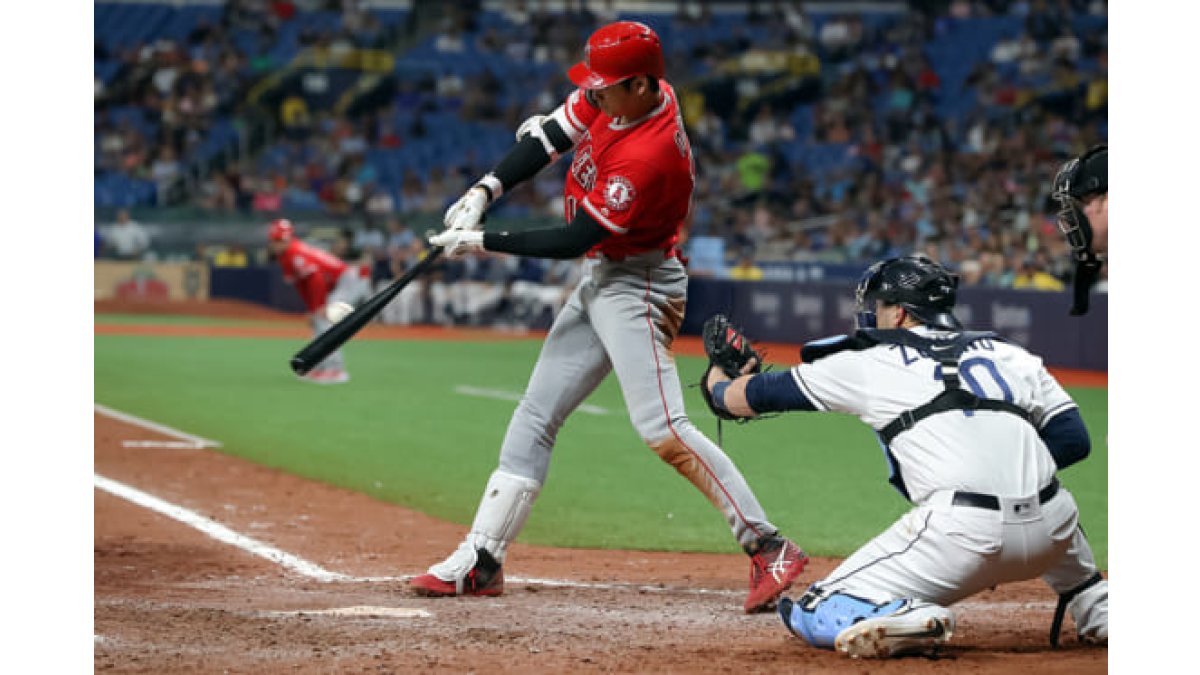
937,357 -> 1014,417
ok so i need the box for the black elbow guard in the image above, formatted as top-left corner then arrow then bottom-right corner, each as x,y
492,135 -> 552,192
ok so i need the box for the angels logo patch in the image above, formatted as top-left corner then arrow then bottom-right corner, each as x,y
604,175 -> 637,212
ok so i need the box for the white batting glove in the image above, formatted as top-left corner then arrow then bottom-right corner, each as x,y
515,114 -> 547,141
428,228 -> 484,257
443,186 -> 489,232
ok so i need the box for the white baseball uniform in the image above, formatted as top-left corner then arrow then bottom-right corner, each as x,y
791,326 -> 1107,639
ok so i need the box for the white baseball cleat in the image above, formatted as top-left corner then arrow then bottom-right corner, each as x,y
834,600 -> 954,658
319,368 -> 350,384
1079,624 -> 1107,645
300,368 -> 350,384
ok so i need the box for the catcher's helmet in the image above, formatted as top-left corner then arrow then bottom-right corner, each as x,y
855,254 -> 962,330
567,21 -> 665,90
267,218 -> 295,242
1052,144 -> 1107,260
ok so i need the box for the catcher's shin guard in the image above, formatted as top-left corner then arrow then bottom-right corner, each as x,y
780,590 -> 954,658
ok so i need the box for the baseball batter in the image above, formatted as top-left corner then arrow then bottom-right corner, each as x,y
267,219 -> 370,383
412,21 -> 808,613
703,254 -> 1108,658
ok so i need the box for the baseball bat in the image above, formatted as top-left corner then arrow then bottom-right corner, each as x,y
290,246 -> 444,375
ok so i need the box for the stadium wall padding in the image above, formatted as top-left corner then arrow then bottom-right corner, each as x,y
210,266 -> 307,313
681,278 -> 1107,371
209,267 -> 1107,370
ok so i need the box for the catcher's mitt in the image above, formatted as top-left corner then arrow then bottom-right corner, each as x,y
699,314 -> 763,421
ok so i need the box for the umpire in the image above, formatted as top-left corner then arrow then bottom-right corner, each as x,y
1051,144 -> 1107,315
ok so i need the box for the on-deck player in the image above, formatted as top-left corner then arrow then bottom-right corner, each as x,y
411,20 -> 808,613
267,218 -> 370,384
702,254 -> 1108,657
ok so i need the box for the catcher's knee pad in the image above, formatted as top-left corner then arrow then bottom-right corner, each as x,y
779,587 -> 905,649
465,469 -> 542,563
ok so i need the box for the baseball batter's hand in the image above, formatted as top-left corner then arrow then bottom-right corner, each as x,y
443,186 -> 489,232
515,114 -> 547,141
428,228 -> 484,257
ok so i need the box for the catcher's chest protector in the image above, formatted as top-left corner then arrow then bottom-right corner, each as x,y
852,330 -> 1034,444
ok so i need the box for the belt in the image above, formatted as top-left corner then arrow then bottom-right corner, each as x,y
951,478 -> 1060,511
590,246 -> 682,263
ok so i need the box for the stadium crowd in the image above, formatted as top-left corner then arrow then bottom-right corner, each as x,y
97,0 -> 1108,326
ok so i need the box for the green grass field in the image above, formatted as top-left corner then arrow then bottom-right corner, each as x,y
94,315 -> 1108,567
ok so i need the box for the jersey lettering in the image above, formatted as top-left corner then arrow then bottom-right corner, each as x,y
891,345 -> 922,366
671,105 -> 695,218
570,145 -> 597,192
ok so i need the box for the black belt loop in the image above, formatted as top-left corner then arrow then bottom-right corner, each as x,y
1039,477 -> 1060,504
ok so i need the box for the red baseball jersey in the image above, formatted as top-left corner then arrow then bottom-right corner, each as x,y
554,81 -> 695,259
277,238 -> 347,311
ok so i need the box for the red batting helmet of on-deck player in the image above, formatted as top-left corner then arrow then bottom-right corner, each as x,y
267,218 -> 294,241
567,21 -> 665,90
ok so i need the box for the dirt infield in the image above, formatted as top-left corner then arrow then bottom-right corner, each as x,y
94,412 -> 1106,674
94,299 -> 1108,672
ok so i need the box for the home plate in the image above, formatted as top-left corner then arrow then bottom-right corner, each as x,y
276,606 -> 432,618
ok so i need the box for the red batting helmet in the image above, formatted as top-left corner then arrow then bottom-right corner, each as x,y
567,21 -> 665,90
267,218 -> 294,241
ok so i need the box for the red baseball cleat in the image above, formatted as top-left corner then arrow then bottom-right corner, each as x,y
744,536 -> 808,613
409,548 -> 504,597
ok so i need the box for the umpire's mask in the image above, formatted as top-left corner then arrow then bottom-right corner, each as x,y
1052,144 -> 1107,316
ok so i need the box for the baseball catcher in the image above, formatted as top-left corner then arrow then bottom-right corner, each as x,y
698,254 -> 1107,658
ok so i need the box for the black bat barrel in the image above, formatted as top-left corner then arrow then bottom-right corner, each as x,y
289,246 -> 444,375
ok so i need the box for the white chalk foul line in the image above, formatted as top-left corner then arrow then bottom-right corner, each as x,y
121,440 -> 210,449
94,473 -> 351,582
94,471 -> 740,594
455,385 -> 610,415
93,406 -> 1058,612
92,473 -> 1059,611
95,403 -> 222,448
